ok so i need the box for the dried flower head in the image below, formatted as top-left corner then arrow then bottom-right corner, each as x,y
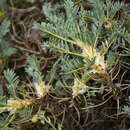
6,98 -> 32,114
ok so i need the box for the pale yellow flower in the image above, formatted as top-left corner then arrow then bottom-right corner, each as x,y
34,81 -> 51,98
82,45 -> 106,74
95,53 -> 105,69
82,45 -> 97,59
75,39 -> 106,74
72,79 -> 88,97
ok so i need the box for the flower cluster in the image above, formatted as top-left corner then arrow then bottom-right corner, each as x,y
72,79 -> 88,97
34,81 -> 51,98
82,45 -> 106,74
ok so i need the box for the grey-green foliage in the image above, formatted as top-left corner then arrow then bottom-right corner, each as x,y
107,51 -> 118,67
87,0 -> 124,20
0,20 -> 10,39
87,0 -> 104,24
34,0 -> 96,74
0,0 -> 6,11
45,59 -> 59,83
2,69 -> 32,128
34,0 -> 126,80
4,69 -> 19,98
0,42 -> 17,59
0,84 -> 6,105
125,14 -> 130,29
17,107 -> 32,119
25,55 -> 43,82
0,113 -> 8,128
0,20 -> 17,59
122,105 -> 130,116
105,0 -> 124,19
61,55 -> 84,73
35,0 -> 91,45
